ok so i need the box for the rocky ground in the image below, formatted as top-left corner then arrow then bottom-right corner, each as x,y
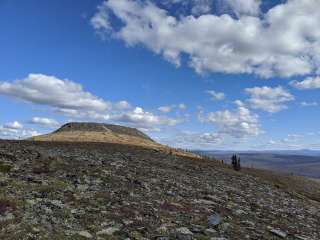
0,140 -> 319,239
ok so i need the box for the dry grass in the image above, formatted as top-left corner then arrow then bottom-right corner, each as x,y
29,131 -> 200,159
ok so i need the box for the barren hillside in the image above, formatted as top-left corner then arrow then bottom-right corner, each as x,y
0,140 -> 319,239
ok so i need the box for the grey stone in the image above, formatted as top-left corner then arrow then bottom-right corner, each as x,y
208,213 -> 222,226
77,231 -> 93,239
96,227 -> 119,235
269,229 -> 287,238
176,227 -> 193,240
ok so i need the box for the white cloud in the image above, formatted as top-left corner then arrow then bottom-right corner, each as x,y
206,105 -> 261,138
178,103 -> 186,110
163,0 -> 213,16
207,90 -> 225,101
0,124 -> 39,140
300,101 -> 318,107
158,103 -> 186,113
0,73 -> 111,112
91,1 -> 112,37
158,105 -> 172,113
115,100 -> 131,109
113,107 -> 179,127
91,0 -> 320,78
29,117 -> 60,128
266,134 -> 305,149
290,76 -> 320,90
234,99 -> 245,107
4,121 -> 23,129
223,0 -> 261,17
245,86 -> 294,113
0,74 -> 181,129
190,0 -> 212,15
171,131 -> 224,148
56,106 -> 179,129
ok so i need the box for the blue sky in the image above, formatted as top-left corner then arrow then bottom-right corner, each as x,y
1,0 -> 320,150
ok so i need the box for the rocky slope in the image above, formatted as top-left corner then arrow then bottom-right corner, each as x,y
0,140 -> 319,240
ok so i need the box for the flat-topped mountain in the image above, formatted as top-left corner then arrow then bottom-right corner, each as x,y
30,122 -> 197,158
53,122 -> 154,142
30,122 -> 157,147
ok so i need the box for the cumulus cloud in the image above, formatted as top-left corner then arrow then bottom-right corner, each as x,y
56,106 -> 179,129
0,73 -> 111,112
171,131 -> 224,148
158,105 -> 172,113
0,74 -> 180,129
207,90 -> 225,101
245,86 -> 294,113
113,107 -> 179,127
158,103 -> 186,113
0,123 -> 39,140
115,100 -> 131,110
205,104 -> 261,138
223,0 -> 261,17
91,0 -> 320,78
91,1 -> 112,37
29,117 -> 60,128
4,121 -> 23,129
189,0 -> 212,15
290,76 -> 320,90
162,0 -> 213,16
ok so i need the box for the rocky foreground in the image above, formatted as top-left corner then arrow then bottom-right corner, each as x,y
0,141 -> 319,240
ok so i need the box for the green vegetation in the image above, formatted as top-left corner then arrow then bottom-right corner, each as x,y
0,161 -> 12,173
231,154 -> 241,171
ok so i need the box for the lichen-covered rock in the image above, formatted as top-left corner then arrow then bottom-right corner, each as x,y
77,231 -> 93,239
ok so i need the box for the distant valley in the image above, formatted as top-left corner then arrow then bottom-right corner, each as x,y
195,150 -> 320,179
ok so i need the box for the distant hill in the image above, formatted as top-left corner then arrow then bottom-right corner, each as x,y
30,122 -> 199,159
30,122 -> 158,147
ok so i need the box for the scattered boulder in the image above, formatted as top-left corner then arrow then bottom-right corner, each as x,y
96,227 -> 119,236
208,213 -> 222,227
269,228 -> 287,238
77,231 -> 93,239
176,227 -> 193,240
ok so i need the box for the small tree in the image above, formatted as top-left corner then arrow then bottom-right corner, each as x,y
237,156 -> 241,171
231,154 -> 241,171
231,154 -> 236,169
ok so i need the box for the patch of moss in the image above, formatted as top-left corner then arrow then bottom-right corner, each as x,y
0,162 -> 12,173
